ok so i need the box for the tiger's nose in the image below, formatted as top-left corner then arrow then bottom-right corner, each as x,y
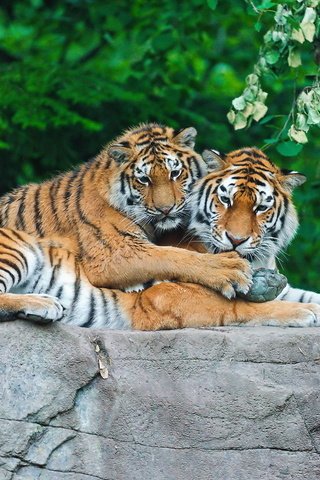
156,205 -> 174,215
226,232 -> 249,247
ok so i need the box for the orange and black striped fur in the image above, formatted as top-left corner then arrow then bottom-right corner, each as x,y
0,147 -> 319,329
188,147 -> 320,305
0,123 -> 252,296
1,227 -> 319,329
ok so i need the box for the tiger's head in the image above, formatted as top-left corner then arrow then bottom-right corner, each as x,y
190,147 -> 306,268
107,123 -> 208,231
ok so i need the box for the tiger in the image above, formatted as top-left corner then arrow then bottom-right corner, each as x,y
0,226 -> 319,329
0,123 -> 253,315
187,146 -> 320,305
0,146 -> 319,329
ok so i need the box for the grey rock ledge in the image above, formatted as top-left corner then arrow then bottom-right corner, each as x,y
1,321 -> 320,480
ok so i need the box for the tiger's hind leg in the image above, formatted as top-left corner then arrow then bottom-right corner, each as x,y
0,228 -> 64,323
126,282 -> 320,330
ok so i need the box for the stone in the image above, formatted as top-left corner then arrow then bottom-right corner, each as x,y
238,268 -> 288,302
1,321 -> 320,479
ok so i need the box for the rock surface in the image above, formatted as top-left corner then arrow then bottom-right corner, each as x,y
1,321 -> 320,480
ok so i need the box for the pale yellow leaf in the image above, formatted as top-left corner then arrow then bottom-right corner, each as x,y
288,125 -> 308,144
252,102 -> 268,121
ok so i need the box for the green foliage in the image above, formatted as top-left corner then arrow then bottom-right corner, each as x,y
0,0 -> 319,290
228,0 -> 320,147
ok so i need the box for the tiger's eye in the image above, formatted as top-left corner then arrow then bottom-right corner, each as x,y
256,204 -> 268,212
137,175 -> 150,185
170,169 -> 181,180
220,196 -> 230,206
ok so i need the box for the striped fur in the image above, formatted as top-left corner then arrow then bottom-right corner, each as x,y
189,147 -> 320,305
1,228 -> 320,329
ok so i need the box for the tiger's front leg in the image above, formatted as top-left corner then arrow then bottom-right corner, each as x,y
0,228 -> 64,322
81,238 -> 253,300
126,282 -> 320,330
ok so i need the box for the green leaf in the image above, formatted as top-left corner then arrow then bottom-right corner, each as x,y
259,115 -> 275,125
265,50 -> 280,65
0,140 -> 10,150
263,137 -> 278,144
254,22 -> 262,32
276,141 -> 303,156
207,0 -> 218,10
256,0 -> 276,9
152,32 -> 175,51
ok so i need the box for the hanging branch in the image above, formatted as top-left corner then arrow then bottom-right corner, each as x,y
228,0 -> 320,147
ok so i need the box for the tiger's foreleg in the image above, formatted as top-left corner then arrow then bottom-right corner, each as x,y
125,282 -> 320,330
0,228 -> 64,322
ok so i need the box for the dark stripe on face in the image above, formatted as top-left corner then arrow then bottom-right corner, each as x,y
120,171 -> 127,194
255,179 -> 266,187
196,212 -> 210,225
204,184 -> 214,215
0,279 -> 7,292
197,177 -> 214,204
229,149 -> 268,160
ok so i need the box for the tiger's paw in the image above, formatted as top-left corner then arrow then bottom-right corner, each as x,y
300,304 -> 320,327
208,252 -> 253,299
238,268 -> 287,303
16,294 -> 64,323
277,304 -> 320,327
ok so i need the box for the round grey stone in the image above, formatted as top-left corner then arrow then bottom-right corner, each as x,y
238,268 -> 287,302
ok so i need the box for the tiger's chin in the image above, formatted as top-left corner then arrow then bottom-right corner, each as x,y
154,216 -> 182,232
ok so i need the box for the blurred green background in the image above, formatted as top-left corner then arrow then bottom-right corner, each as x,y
0,0 -> 319,289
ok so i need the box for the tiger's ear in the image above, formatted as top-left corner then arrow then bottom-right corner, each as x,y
202,149 -> 226,172
108,143 -> 132,163
173,127 -> 197,148
280,169 -> 306,192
